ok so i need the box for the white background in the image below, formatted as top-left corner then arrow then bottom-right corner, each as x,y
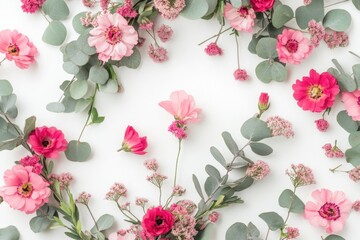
0,0 -> 360,239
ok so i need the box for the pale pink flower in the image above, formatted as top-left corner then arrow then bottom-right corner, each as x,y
154,0 -> 185,20
324,30 -> 349,49
21,0 -> 46,13
285,227 -> 300,239
276,28 -> 313,64
233,68 -> 249,81
49,172 -> 73,190
348,167 -> 360,182
76,192 -> 92,205
109,230 -> 136,240
266,116 -> 294,138
80,12 -> 98,27
352,201 -> 360,211
148,44 -> 168,62
157,25 -> 173,42
308,20 -> 325,47
0,29 -> 38,69
120,125 -> 148,155
146,173 -> 167,187
205,42 -> 223,56
245,160 -> 270,180
304,188 -> 352,233
100,0 -> 110,10
315,119 -> 329,132
144,159 -> 159,171
171,213 -> 197,239
342,90 -> 360,121
304,0 -> 312,5
208,211 -> 219,223
322,142 -> 344,158
0,165 -> 51,214
82,0 -> 95,8
172,185 -> 186,196
27,126 -> 68,159
105,182 -> 127,201
159,90 -> 201,124
224,4 -> 256,33
88,13 -> 138,62
139,22 -> 154,30
286,164 -> 315,187
19,155 -> 42,174
135,197 -> 148,207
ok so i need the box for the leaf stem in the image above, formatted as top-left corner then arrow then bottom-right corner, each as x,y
85,204 -> 99,232
173,139 -> 182,188
198,27 -> 232,46
0,57 -> 6,65
235,34 -> 240,69
77,86 -> 98,142
325,0 -> 349,8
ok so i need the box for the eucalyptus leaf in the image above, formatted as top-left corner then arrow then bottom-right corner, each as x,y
241,117 -> 272,141
337,110 -> 358,133
99,77 -> 120,93
337,73 -> 356,92
88,65 -> 109,84
349,132 -> 360,147
115,48 -> 141,69
65,41 -> 90,66
247,222 -> 260,238
248,36 -> 263,54
255,37 -> 277,59
205,164 -> 221,182
204,176 -> 218,197
0,94 -> 18,118
42,0 -> 69,20
63,62 -> 80,75
324,235 -> 346,240
0,80 -> 13,96
73,12 -> 89,34
345,144 -> 360,167
23,116 -> 36,140
225,222 -> 247,240
323,9 -> 351,31
0,226 -> 20,240
46,102 -> 66,113
90,214 -> 114,234
65,140 -> 91,162
272,4 -> 294,29
75,99 -> 92,113
210,146 -> 227,168
193,174 -> 205,200
0,137 -> 23,151
352,64 -> 360,88
62,97 -> 77,113
222,131 -> 239,156
353,0 -> 360,10
205,0 -> 217,16
232,176 -> 254,192
70,80 -> 88,100
230,0 -> 241,8
259,212 -> 284,231
30,216 -> 52,233
77,32 -> 97,56
180,0 -> 209,19
42,21 -> 67,46
195,223 -> 215,240
0,117 -> 20,142
278,189 -> 305,213
295,0 -> 324,29
255,60 -> 287,83
250,142 -> 273,156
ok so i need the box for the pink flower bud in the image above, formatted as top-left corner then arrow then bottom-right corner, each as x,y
258,92 -> 270,113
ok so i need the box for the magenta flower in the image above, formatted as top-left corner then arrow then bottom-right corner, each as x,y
292,69 -> 340,112
224,4 -> 256,33
342,90 -> 360,121
159,90 -> 201,124
250,0 -> 275,12
88,12 -> 138,62
315,119 -> 329,132
258,92 -> 270,113
205,42 -> 223,56
0,165 -> 51,214
21,0 -> 46,13
142,206 -> 174,237
233,68 -> 249,81
19,155 -> 42,174
276,28 -> 313,65
304,188 -> 352,233
120,126 -> 147,155
27,126 -> 68,159
0,29 -> 38,69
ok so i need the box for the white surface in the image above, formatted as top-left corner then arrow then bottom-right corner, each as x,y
0,1 -> 360,239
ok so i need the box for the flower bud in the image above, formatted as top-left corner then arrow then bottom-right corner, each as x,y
258,92 -> 270,114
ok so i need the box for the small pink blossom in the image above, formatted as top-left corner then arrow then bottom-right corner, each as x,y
0,29 -> 38,69
224,4 -> 256,33
245,160 -> 270,180
147,172 -> 168,187
304,188 -> 352,233
82,0 -> 95,8
205,42 -> 223,56
105,182 -> 127,201
304,0 -> 312,5
172,185 -> 186,196
109,230 -> 136,240
308,20 -> 325,47
0,165 -> 51,214
315,119 -> 329,132
137,37 -> 146,47
285,227 -> 300,239
19,155 -> 42,174
286,164 -> 315,187
50,172 -> 73,190
352,201 -> 360,211
168,120 -> 187,139
276,28 -> 313,65
233,68 -> 249,81
258,92 -> 270,113
342,90 -> 360,121
21,0 -> 46,13
148,44 -> 168,63
266,116 -> 294,138
157,25 -> 173,42
154,0 -> 185,20
80,12 -> 98,27
208,211 -> 219,223
27,126 -> 68,159
100,0 -> 110,11
324,30 -> 349,49
120,125 -> 148,155
144,159 -> 159,171
135,197 -> 149,207
117,0 -> 138,18
159,90 -> 201,124
322,142 -> 344,158
139,22 -> 154,30
88,13 -> 138,63
348,167 -> 360,182
76,192 -> 92,205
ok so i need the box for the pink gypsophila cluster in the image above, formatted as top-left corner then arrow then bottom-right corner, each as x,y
324,30 -> 349,49
80,12 -> 98,27
224,4 -> 256,33
148,44 -> 168,63
172,185 -> 186,196
135,197 -> 148,207
348,167 -> 360,182
205,42 -> 223,56
342,90 -> 360,121
76,192 -> 92,205
245,160 -> 270,180
140,22 -> 154,30
315,119 -> 329,132
100,0 -> 110,11
157,25 -> 173,42
21,0 -> 46,13
0,29 -> 38,69
276,28 -> 313,64
147,172 -> 168,187
266,116 -> 294,138
19,155 -> 42,174
308,20 -> 325,47
285,227 -> 300,239
144,159 -> 159,171
105,182 -> 128,201
0,165 -> 51,214
233,68 -> 249,81
49,172 -> 74,190
154,0 -> 185,20
286,164 -> 315,187
322,143 -> 344,158
82,0 -> 95,8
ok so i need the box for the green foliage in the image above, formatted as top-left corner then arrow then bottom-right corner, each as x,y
295,0 -> 324,29
210,146 -> 227,168
272,4 -> 294,29
323,9 -> 351,32
259,212 -> 284,231
352,64 -> 360,88
241,117 -> 272,141
42,21 -> 67,46
0,80 -> 13,96
63,62 -> 80,75
225,222 -> 247,240
70,80 -> 89,100
222,131 -> 239,156
89,66 -> 109,84
65,41 -> 90,66
337,110 -> 358,133
324,235 -> 346,240
195,223 -> 215,240
353,0 -> 360,10
278,189 -> 305,213
72,12 -> 89,34
0,226 -> 20,240
23,116 -> 36,140
42,0 -> 69,20
30,216 -> 53,233
90,107 -> 105,124
181,0 -> 209,19
90,214 -> 114,234
114,47 -> 141,69
349,132 -> 360,147
205,164 -> 222,182
255,37 -> 277,59
250,142 -> 273,156
46,102 -> 66,113
65,140 -> 92,162
256,60 -> 287,83
204,176 -> 218,196
193,174 -> 205,200
0,94 -> 18,118
345,144 -> 360,167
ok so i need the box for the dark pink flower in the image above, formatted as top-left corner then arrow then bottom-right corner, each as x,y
208,211 -> 219,223
120,126 -> 147,155
19,155 -> 42,174
27,126 -> 68,159
292,69 -> 340,112
258,92 -> 270,113
315,119 -> 329,132
142,206 -> 174,237
157,25 -> 173,42
21,0 -> 46,13
148,44 -> 168,63
250,0 -> 275,12
205,42 -> 223,56
233,68 -> 249,81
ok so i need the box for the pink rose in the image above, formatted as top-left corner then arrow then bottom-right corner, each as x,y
250,0 -> 275,12
142,206 -> 174,237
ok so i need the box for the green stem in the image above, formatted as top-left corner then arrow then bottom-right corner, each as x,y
0,57 -> 6,65
265,227 -> 270,240
58,77 -> 75,102
86,205 -> 99,232
329,164 -> 343,173
198,27 -> 232,46
173,139 -> 182,188
214,24 -> 224,43
116,201 -> 140,224
325,0 -> 349,8
235,35 -> 240,69
40,9 -> 50,23
159,185 -> 162,206
349,51 -> 360,59
77,86 -> 98,142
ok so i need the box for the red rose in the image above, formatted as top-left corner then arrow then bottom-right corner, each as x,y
250,0 -> 275,12
142,206 -> 174,237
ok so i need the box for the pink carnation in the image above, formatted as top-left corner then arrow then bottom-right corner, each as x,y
159,90 -> 201,124
0,165 -> 51,214
205,42 -> 223,56
292,69 -> 340,112
27,126 -> 68,159
88,13 -> 138,62
224,4 -> 256,33
0,29 -> 38,69
250,0 -> 275,12
315,119 -> 329,132
21,0 -> 46,13
304,188 -> 352,233
148,44 -> 168,63
19,155 -> 42,174
276,28 -> 313,64
142,206 -> 174,237
342,90 -> 360,121
157,25 -> 173,42
233,68 -> 249,81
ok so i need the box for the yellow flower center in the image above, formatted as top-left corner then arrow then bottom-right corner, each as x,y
7,44 -> 19,56
308,85 -> 323,99
18,182 -> 33,198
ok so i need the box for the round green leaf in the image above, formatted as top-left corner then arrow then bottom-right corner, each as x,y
65,140 -> 91,162
353,0 -> 360,10
63,61 -> 80,75
114,47 -> 141,69
30,216 -> 52,233
42,0 -> 69,20
345,144 -> 360,167
352,64 -> 360,87
259,212 -> 284,231
325,235 -> 346,240
77,31 -> 96,56
73,12 -> 89,34
337,110 -> 358,133
46,102 -> 65,113
0,80 -> 13,96
295,0 -> 324,29
180,0 -> 209,19
225,222 -> 247,240
76,68 -> 89,81
42,21 -> 67,46
250,142 -> 273,156
272,4 -> 294,29
337,73 -> 357,92
65,41 -> 90,66
99,77 -> 120,93
323,9 -> 351,31
0,226 -> 20,240
255,37 -> 278,59
349,132 -> 360,147
278,189 -> 305,213
255,60 -> 287,83
204,176 -> 218,196
89,65 -> 109,84
91,214 -> 114,233
241,117 -> 272,141
70,80 -> 88,100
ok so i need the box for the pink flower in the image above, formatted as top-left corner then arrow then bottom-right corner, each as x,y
105,182 -> 128,201
285,227 -> 300,239
82,0 -> 96,8
168,120 -> 187,139
205,42 -> 223,56
304,0 -> 312,5
324,30 -> 349,49
100,0 -> 110,10
276,29 -> 313,64
27,126 -> 68,159
21,0 -> 46,13
266,116 -> 294,138
308,20 -> 325,47
109,230 -> 135,240
116,0 -> 138,18
315,119 -> 329,132
19,155 -> 42,174
120,126 -> 147,155
88,13 -> 138,62
304,188 -> 352,233
250,0 -> 275,12
208,211 -> 219,223
245,160 -> 270,180
154,0 -> 185,20
233,68 -> 249,81
352,201 -> 360,211
224,4 -> 256,32
157,25 -> 173,42
159,90 -> 201,124
292,69 -> 340,112
342,90 -> 360,121
0,29 -> 38,69
286,164 -> 315,187
258,92 -> 270,113
144,159 -> 159,171
76,192 -> 91,205
0,165 -> 51,214
322,142 -> 344,158
148,44 -> 168,63
348,166 -> 360,182
142,206 -> 174,237
139,22 -> 154,30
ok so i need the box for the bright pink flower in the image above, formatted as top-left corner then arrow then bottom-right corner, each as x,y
233,68 -> 249,81
120,126 -> 147,155
315,119 -> 329,132
250,0 -> 275,12
168,120 -> 187,139
157,25 -> 173,42
245,160 -> 270,180
21,0 -> 46,13
148,44 -> 168,63
100,0 -> 110,10
205,42 -> 223,56
0,165 -> 51,214
142,206 -> 174,237
154,0 -> 185,20
304,188 -> 352,233
27,126 -> 67,159
276,29 -> 313,64
208,211 -> 219,223
117,0 -> 138,18
19,155 -> 42,174
258,92 -> 270,113
0,29 -> 38,69
88,13 -> 138,62
159,90 -> 201,124
292,69 -> 340,112
342,90 -> 360,121
224,4 -> 256,32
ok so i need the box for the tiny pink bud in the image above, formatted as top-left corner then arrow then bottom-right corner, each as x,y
258,92 -> 270,113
